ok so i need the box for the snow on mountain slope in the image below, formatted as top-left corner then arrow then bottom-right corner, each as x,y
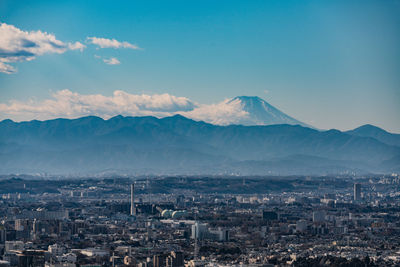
226,96 -> 309,127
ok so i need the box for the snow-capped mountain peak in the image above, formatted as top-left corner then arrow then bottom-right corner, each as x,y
227,96 -> 309,127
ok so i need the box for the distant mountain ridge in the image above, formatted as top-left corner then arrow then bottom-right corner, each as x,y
346,124 -> 400,147
0,115 -> 399,175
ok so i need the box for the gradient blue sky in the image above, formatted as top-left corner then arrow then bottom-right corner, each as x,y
1,0 -> 399,132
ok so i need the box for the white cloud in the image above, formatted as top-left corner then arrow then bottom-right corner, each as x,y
87,37 -> 140,49
0,23 -> 143,73
103,57 -> 120,65
0,90 -> 249,125
95,55 -> 121,65
68,42 -> 86,51
181,98 -> 249,125
0,90 -> 195,120
0,60 -> 17,74
0,22 -> 85,74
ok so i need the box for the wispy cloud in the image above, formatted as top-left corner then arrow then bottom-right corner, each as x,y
0,90 -> 249,125
0,22 -> 85,74
103,57 -> 120,65
94,55 -> 121,65
87,37 -> 140,49
0,60 -> 17,74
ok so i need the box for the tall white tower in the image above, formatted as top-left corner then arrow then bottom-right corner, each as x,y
130,183 -> 135,216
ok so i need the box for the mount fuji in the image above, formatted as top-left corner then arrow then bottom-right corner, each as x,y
223,96 -> 310,127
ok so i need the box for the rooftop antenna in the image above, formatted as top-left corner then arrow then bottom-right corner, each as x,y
194,208 -> 199,261
130,183 -> 135,216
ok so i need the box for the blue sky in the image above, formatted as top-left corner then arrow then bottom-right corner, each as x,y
0,0 -> 399,132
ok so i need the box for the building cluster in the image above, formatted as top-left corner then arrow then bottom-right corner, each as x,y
0,174 -> 400,266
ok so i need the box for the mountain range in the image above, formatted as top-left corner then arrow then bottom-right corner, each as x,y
0,96 -> 399,176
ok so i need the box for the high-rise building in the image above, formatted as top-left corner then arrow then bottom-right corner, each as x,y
296,220 -> 308,232
130,183 -> 136,216
354,183 -> 361,202
191,222 -> 207,240
312,210 -> 325,223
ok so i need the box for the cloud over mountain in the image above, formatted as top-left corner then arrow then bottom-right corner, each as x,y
0,90 -> 253,124
181,98 -> 249,125
0,90 -> 308,127
0,22 -> 85,74
0,90 -> 195,120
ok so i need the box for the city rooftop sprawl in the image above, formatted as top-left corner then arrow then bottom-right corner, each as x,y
1,175 -> 400,267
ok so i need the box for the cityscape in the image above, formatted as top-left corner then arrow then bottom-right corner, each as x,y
1,174 -> 400,266
1,1 -> 400,266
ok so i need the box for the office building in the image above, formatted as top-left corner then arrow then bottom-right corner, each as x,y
354,183 -> 361,202
313,210 -> 325,223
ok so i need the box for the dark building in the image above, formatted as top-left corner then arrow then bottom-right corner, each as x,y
262,211 -> 278,221
167,251 -> 184,267
153,253 -> 168,267
354,183 -> 362,202
17,250 -> 45,267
